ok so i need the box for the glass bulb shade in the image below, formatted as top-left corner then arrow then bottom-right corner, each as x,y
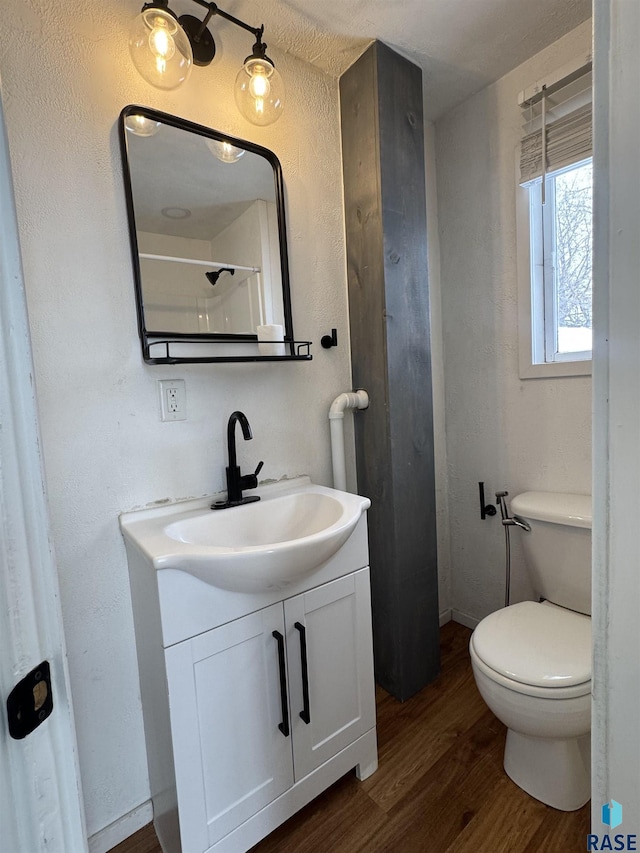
234,57 -> 284,126
129,7 -> 192,91
124,114 -> 161,137
205,139 -> 246,164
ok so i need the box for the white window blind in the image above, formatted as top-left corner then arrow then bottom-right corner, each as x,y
519,68 -> 592,185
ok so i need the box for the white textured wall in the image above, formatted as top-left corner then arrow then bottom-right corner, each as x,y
0,0 -> 353,838
436,20 -> 593,625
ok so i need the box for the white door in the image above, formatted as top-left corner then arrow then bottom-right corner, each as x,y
164,603 -> 294,852
0,80 -> 87,851
285,569 -> 376,780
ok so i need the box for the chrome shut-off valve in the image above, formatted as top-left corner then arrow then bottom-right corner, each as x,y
496,490 -> 531,532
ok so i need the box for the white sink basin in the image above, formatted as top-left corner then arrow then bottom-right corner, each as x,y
120,479 -> 370,592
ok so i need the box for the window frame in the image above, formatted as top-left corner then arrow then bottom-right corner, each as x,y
516,154 -> 592,379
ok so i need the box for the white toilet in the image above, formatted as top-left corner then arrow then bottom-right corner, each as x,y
469,491 -> 592,811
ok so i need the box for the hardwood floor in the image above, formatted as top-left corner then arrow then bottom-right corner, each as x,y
111,621 -> 590,853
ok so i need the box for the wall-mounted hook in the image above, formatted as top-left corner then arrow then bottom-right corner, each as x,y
321,328 -> 338,349
479,482 -> 497,519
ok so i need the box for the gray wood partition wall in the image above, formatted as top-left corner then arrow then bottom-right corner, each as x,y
340,41 -> 439,701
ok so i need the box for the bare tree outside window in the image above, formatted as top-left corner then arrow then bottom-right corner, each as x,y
553,161 -> 593,353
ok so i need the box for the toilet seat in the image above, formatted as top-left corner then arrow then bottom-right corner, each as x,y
470,601 -> 591,699
470,645 -> 591,700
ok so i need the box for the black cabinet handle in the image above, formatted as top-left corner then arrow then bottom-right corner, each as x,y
272,631 -> 290,737
294,622 -> 311,724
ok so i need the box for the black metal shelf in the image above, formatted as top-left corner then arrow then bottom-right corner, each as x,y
143,337 -> 312,364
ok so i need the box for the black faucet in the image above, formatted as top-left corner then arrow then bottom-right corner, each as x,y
211,411 -> 263,510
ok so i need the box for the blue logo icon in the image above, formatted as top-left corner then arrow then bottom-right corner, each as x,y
603,800 -> 624,830
588,800 -> 635,850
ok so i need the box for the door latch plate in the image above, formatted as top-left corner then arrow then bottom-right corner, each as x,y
6,661 -> 53,739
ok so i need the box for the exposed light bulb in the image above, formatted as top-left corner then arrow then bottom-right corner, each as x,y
248,65 -> 270,116
129,5 -> 192,91
234,56 -> 284,126
249,66 -> 270,99
148,15 -> 176,74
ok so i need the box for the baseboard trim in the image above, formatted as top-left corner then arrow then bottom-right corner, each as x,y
88,800 -> 153,853
439,608 -> 452,626
451,609 -> 480,630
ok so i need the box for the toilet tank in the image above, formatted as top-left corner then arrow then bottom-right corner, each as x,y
510,491 -> 591,616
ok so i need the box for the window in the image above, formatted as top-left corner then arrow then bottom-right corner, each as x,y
516,61 -> 592,378
526,158 -> 593,365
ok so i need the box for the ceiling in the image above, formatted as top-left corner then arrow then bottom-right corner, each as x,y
167,0 -> 591,120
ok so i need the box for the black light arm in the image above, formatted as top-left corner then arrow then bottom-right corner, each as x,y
171,0 -> 271,67
189,0 -> 263,40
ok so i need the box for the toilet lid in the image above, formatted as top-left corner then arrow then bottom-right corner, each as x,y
471,601 -> 591,688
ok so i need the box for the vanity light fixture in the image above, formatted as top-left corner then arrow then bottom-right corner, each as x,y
129,0 -> 285,125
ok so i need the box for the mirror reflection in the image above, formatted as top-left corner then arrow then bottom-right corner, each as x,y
120,106 -> 298,362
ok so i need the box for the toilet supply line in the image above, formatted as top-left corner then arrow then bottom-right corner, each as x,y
328,390 -> 369,491
496,490 -> 531,607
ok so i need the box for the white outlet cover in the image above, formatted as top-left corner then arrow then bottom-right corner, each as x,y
158,379 -> 186,422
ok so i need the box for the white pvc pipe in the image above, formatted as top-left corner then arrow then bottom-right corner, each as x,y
330,417 -> 346,491
328,390 -> 369,491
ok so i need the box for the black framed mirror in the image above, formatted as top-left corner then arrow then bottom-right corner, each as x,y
119,105 -> 310,363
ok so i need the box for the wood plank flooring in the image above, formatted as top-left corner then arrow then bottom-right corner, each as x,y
110,621 -> 590,853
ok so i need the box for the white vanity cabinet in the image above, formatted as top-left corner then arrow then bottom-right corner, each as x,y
164,570 -> 375,853
120,481 -> 378,853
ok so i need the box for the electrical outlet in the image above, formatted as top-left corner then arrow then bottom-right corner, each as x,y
158,379 -> 186,421
167,387 -> 179,413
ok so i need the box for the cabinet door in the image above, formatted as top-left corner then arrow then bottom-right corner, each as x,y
164,603 -> 294,853
285,568 -> 376,780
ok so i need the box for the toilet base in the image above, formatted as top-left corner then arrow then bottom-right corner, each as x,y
503,729 -> 591,811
